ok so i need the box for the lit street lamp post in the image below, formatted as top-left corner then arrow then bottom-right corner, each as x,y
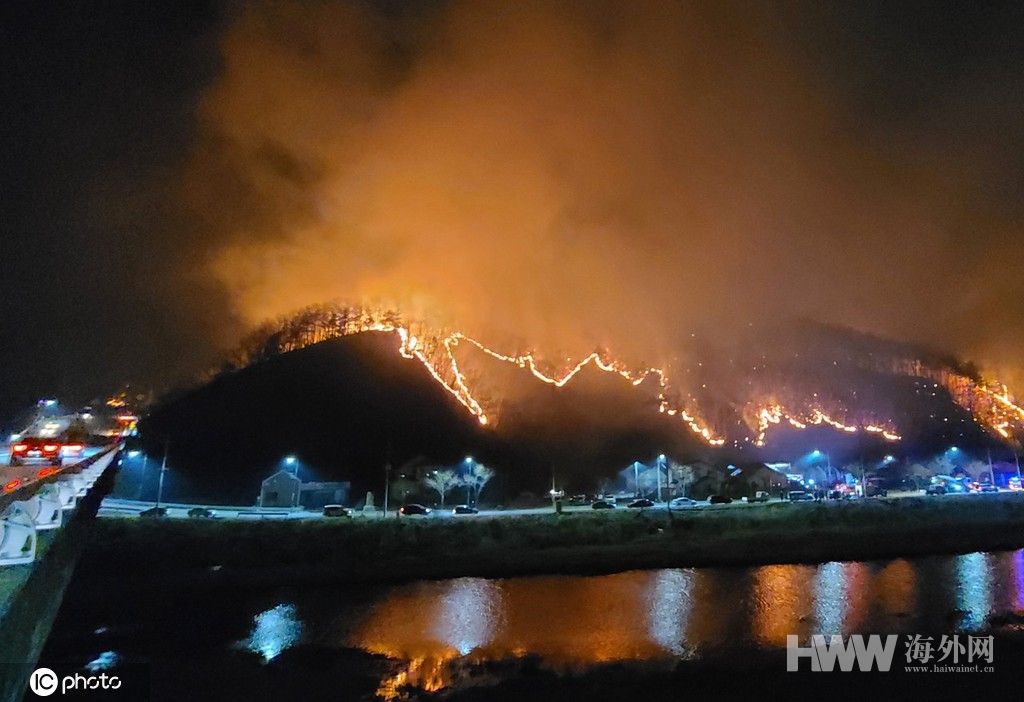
656,454 -> 665,503
155,440 -> 169,509
811,449 -> 831,486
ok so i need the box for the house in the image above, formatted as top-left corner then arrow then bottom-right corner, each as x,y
726,463 -> 788,498
299,481 -> 351,509
681,459 -> 729,499
259,470 -> 301,508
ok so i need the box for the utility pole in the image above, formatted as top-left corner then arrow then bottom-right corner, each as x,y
137,453 -> 148,501
156,439 -> 169,509
656,455 -> 664,503
382,444 -> 392,519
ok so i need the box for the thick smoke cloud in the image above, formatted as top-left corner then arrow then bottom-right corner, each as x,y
194,1 -> 1024,383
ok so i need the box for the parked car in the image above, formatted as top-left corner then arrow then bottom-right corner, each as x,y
628,498 -> 655,509
788,490 -> 814,502
591,500 -> 616,509
863,480 -> 888,497
399,503 -> 431,516
1009,476 -> 1023,492
927,476 -> 966,495
669,497 -> 698,510
322,504 -> 350,517
746,491 -> 770,503
452,504 -> 479,515
188,507 -> 215,519
978,483 -> 999,493
708,494 -> 732,504
140,507 -> 167,518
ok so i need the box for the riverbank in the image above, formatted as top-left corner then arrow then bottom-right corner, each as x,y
81,492 -> 1024,589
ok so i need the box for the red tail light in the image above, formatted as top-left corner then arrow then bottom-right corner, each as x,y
12,444 -> 28,452
66,444 -> 83,451
43,444 -> 59,452
37,467 -> 59,478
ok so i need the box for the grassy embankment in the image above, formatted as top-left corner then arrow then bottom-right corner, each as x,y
83,493 -> 1024,587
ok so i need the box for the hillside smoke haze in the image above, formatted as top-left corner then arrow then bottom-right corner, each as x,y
192,1 -> 1023,385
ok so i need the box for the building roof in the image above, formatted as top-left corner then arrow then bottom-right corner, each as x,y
262,470 -> 301,486
299,481 -> 351,491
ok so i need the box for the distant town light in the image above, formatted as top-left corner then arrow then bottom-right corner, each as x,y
284,456 -> 297,465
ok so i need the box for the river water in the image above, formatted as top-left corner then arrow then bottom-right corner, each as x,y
36,550 -> 1024,700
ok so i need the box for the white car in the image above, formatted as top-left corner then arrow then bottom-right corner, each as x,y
668,497 -> 699,510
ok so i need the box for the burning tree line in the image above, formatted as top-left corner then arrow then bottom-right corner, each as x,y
213,302 -> 1024,448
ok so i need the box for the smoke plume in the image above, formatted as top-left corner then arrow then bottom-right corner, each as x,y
191,0 -> 1024,385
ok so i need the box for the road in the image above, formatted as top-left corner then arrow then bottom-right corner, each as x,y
1,446 -> 105,492
96,487 -> 1016,521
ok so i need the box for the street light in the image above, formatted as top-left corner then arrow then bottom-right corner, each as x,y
123,449 -> 148,500
156,440 -> 169,509
810,449 -> 832,484
656,454 -> 666,502
283,455 -> 299,479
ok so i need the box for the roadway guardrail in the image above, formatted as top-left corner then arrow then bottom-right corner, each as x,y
0,446 -> 121,523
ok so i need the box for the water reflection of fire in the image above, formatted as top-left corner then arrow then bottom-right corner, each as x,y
344,556 -> 1024,698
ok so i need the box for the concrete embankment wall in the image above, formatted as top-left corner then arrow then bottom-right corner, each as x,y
0,452 -> 118,702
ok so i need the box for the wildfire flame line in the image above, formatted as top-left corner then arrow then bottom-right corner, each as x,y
229,304 -> 1024,447
332,315 -> 901,447
753,404 -> 901,447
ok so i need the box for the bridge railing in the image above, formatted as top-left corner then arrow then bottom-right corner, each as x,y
1,446 -> 120,567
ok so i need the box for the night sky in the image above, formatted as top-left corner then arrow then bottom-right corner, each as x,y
2,1 -> 1022,423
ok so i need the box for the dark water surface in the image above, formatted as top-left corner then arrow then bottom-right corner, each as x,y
36,550 -> 1024,700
